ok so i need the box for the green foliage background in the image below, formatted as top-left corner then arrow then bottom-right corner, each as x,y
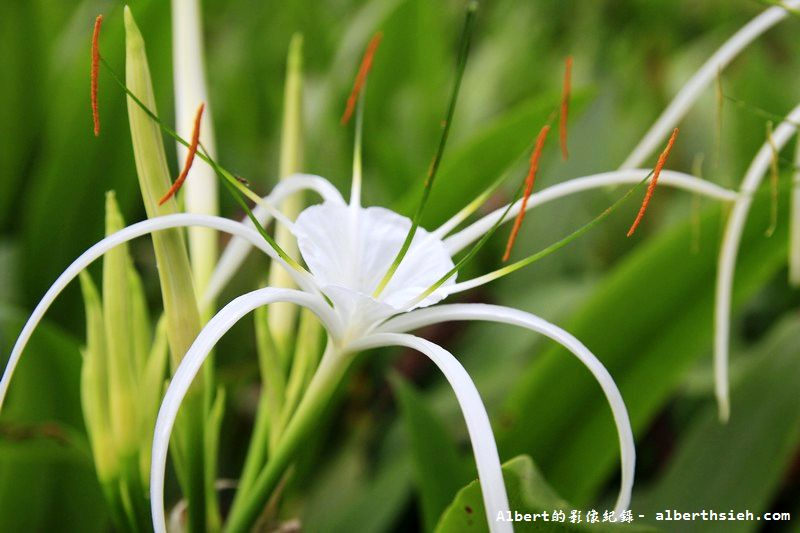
1,0 -> 799,531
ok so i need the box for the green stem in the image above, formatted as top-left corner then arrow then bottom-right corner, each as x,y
236,389 -> 273,497
280,309 -> 323,431
372,1 -> 478,297
225,345 -> 350,533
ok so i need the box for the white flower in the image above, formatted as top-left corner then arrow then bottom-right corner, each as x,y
5,0 -> 779,527
0,164 -> 739,532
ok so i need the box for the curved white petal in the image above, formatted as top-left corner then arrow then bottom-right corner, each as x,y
444,169 -> 738,254
207,174 -> 344,302
150,288 -> 338,533
715,103 -> 800,422
379,303 -> 635,515
620,0 -> 800,169
0,214 -> 318,412
347,332 -> 512,533
790,137 -> 800,286
294,202 -> 455,313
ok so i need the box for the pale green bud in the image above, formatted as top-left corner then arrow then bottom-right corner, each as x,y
124,6 -> 202,368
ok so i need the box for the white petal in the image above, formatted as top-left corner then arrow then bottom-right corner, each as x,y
347,333 -> 511,533
620,0 -> 800,169
293,202 -> 455,312
378,303 -> 635,515
444,170 -> 739,255
715,102 -> 800,422
150,288 -> 337,533
0,214 -> 317,412
206,174 -> 344,304
322,285 -> 398,332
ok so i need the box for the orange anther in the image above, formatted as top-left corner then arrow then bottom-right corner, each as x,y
503,124 -> 551,261
159,103 -> 205,205
341,32 -> 383,125
91,15 -> 103,136
627,128 -> 679,237
559,56 -> 572,160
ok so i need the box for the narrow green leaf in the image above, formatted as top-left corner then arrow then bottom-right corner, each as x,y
124,8 -> 208,531
102,191 -> 139,456
268,32 -> 305,366
205,387 -> 226,532
281,308 -> 324,429
139,317 -> 169,487
124,6 -> 203,368
78,272 -> 116,484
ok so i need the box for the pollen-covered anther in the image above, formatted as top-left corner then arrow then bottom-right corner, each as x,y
560,56 -> 573,160
159,102 -> 205,205
502,124 -> 551,262
626,127 -> 679,237
341,32 -> 383,125
91,15 -> 103,136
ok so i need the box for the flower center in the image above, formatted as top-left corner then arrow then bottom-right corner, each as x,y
293,202 -> 456,330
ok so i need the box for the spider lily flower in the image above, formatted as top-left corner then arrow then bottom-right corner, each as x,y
0,6 -> 745,533
618,0 -> 800,420
148,158 -> 739,532
0,164 -> 737,531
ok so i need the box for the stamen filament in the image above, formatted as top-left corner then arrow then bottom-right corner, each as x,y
159,103 -> 205,205
350,89 -> 365,208
690,154 -> 704,253
408,180 -> 527,307
91,15 -> 103,136
440,173 -> 652,298
559,56 -> 572,160
765,121 -> 779,237
502,124 -> 550,261
200,145 -> 306,272
373,1 -> 478,298
626,128 -> 679,237
715,69 -> 724,171
431,169 -> 512,240
341,32 -> 382,126
99,57 -> 306,273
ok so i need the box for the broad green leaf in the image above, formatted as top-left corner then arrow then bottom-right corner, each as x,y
498,192 -> 789,506
634,317 -> 800,532
390,373 -> 473,532
435,456 -> 655,533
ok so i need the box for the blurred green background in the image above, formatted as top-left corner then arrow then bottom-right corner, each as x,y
1,0 -> 799,531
